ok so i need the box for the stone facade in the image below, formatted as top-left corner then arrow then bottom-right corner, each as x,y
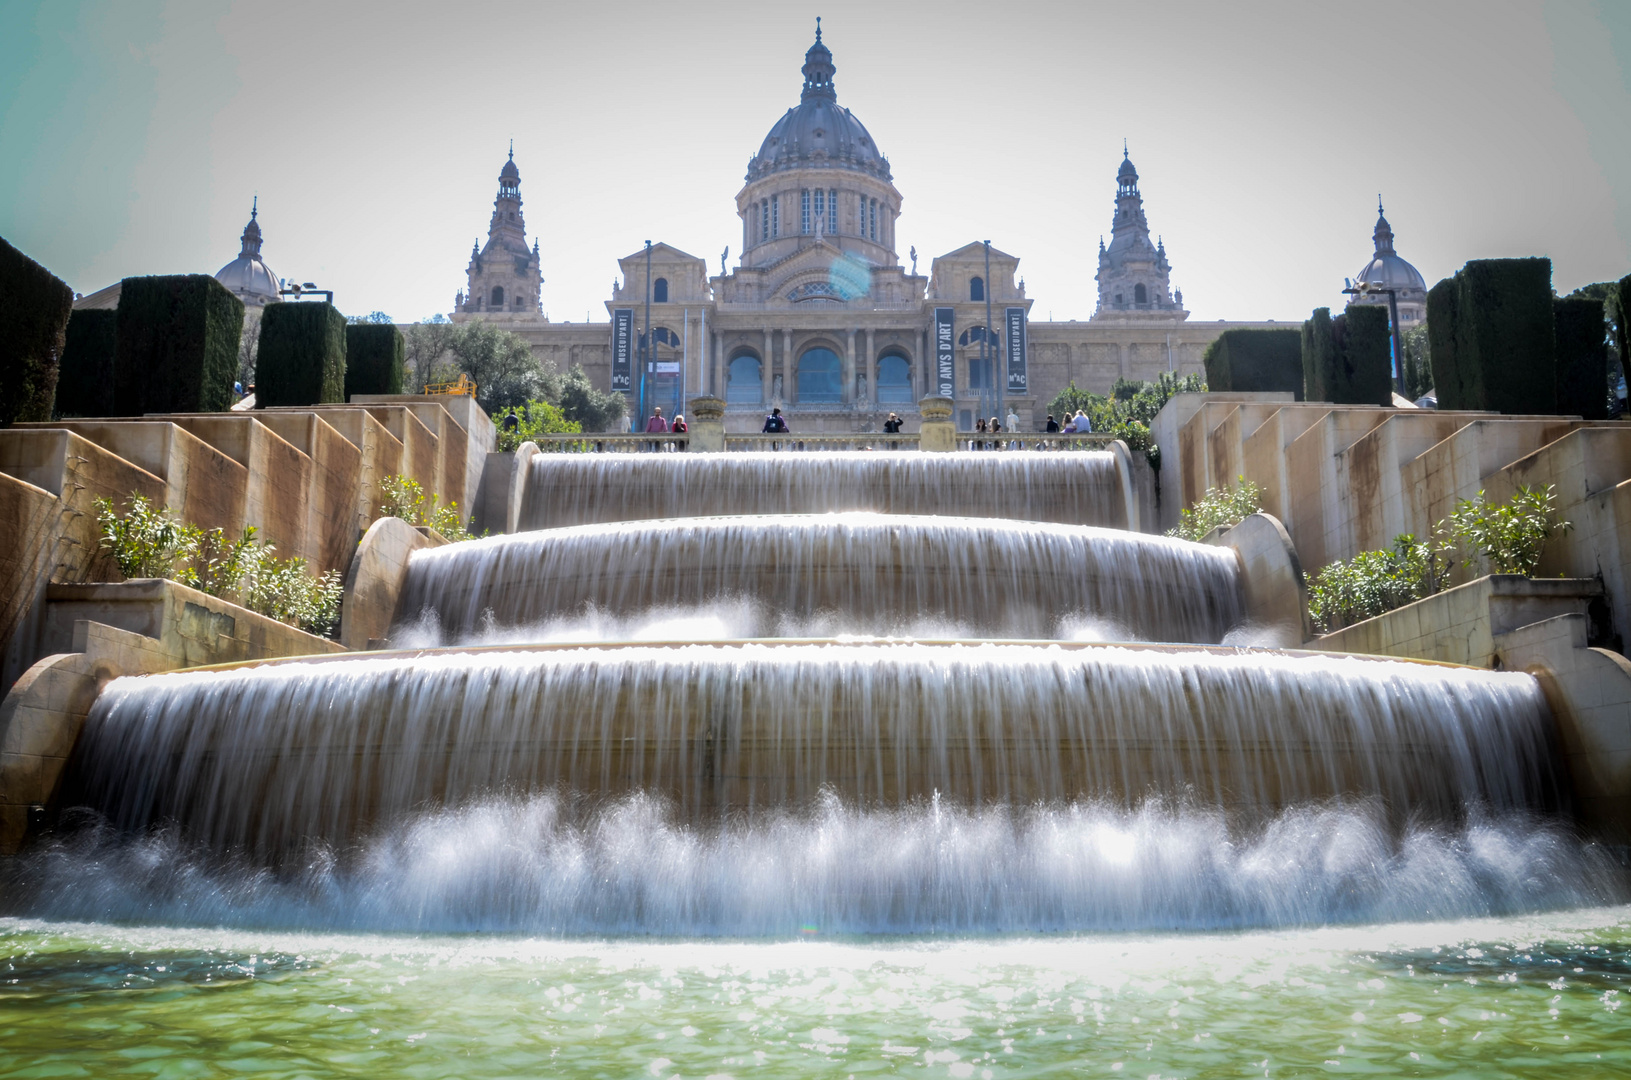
465,27 -> 1279,432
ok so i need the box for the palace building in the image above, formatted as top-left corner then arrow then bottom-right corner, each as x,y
453,24 -> 1277,431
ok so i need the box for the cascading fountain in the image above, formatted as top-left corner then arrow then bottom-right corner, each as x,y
391,513 -> 1243,645
10,447 -> 1619,937
521,450 -> 1130,529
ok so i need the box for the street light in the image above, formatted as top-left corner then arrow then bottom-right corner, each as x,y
1343,276 -> 1404,401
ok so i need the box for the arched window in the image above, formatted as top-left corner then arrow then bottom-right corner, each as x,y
490,285 -> 505,307
970,277 -> 985,302
877,352 -> 913,403
653,278 -> 668,303
1134,283 -> 1148,305
727,353 -> 763,404
796,347 -> 843,403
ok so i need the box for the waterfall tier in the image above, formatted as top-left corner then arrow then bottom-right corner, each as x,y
522,451 -> 1127,529
393,514 -> 1243,645
67,643 -> 1563,857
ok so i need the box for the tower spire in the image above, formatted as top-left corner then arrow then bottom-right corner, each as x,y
801,17 -> 836,100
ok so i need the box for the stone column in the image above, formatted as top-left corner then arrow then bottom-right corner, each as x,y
687,395 -> 726,452
781,328 -> 794,403
763,328 -> 775,404
844,328 -> 856,403
712,330 -> 722,399
918,394 -> 955,452
865,328 -> 877,400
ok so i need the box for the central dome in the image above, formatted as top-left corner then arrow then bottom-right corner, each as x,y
747,25 -> 891,183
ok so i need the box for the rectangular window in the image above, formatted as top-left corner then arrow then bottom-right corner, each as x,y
772,194 -> 779,237
761,200 -> 769,243
813,189 -> 824,230
828,189 -> 837,234
801,189 -> 811,234
868,199 -> 877,241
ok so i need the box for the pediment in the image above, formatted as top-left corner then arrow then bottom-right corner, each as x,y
762,242 -> 877,303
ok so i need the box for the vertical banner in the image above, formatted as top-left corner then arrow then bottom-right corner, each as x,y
1005,306 -> 1028,395
611,309 -> 633,393
934,307 -> 955,398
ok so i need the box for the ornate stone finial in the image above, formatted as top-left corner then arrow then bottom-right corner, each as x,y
509,139 -> 514,160
1378,193 -> 1384,215
816,15 -> 821,41
1123,138 -> 1128,157
251,194 -> 258,220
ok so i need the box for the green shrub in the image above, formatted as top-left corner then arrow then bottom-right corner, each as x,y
95,494 -> 343,636
1428,258 -> 1556,414
56,308 -> 118,417
257,301 -> 346,407
495,398 -> 582,452
1307,534 -> 1450,634
1302,305 -> 1391,406
344,322 -> 405,399
378,475 -> 476,542
94,495 -> 197,579
0,236 -> 75,425
1426,277 -> 1465,408
1201,329 -> 1302,399
1166,477 -> 1263,542
1553,296 -> 1608,420
1445,484 -> 1571,577
113,275 -> 245,414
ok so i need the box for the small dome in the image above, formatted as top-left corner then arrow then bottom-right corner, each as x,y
216,254 -> 281,305
1355,252 -> 1426,292
500,155 -> 520,181
215,200 -> 280,306
1118,153 -> 1137,179
747,25 -> 891,182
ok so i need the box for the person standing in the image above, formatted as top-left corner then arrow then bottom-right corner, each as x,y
762,406 -> 788,450
989,416 -> 1004,451
645,406 -> 669,452
974,416 -> 988,451
883,411 -> 903,450
1045,414 -> 1060,433
1006,407 -> 1022,450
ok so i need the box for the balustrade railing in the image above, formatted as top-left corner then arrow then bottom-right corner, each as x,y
955,433 -> 1120,451
530,434 -> 691,453
723,433 -> 922,452
521,432 -> 1119,453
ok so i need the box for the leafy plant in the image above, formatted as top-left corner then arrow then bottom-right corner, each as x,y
95,496 -> 343,636
1444,484 -> 1571,577
495,398 -> 582,452
1307,533 -> 1450,634
94,495 -> 197,579
378,475 -> 477,542
1167,478 -> 1263,542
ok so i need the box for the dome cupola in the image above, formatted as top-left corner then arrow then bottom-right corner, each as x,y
214,197 -> 281,308
746,21 -> 891,182
1353,197 -> 1426,293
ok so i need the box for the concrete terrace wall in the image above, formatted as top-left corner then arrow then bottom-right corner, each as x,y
1,396 -> 494,692
1154,393 -> 1631,645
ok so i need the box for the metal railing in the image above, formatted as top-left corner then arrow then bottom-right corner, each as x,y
724,433 -> 922,452
424,374 -> 478,397
530,433 -> 691,453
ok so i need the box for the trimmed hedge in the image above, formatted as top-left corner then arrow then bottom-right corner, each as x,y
1618,273 -> 1631,371
1427,258 -> 1556,415
1302,305 -> 1391,406
344,322 -> 404,399
0,236 -> 74,426
56,308 -> 118,417
1553,296 -> 1608,420
113,275 -> 245,414
1426,277 -> 1464,408
1202,328 -> 1303,399
257,302 -> 346,407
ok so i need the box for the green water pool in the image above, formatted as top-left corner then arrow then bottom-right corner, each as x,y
3,910 -> 1629,1078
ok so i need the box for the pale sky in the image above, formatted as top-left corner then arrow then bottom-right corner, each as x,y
3,0 -> 1629,326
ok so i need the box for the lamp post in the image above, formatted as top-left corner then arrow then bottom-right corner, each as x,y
982,240 -> 996,428
640,240 -> 653,425
1343,277 -> 1404,401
